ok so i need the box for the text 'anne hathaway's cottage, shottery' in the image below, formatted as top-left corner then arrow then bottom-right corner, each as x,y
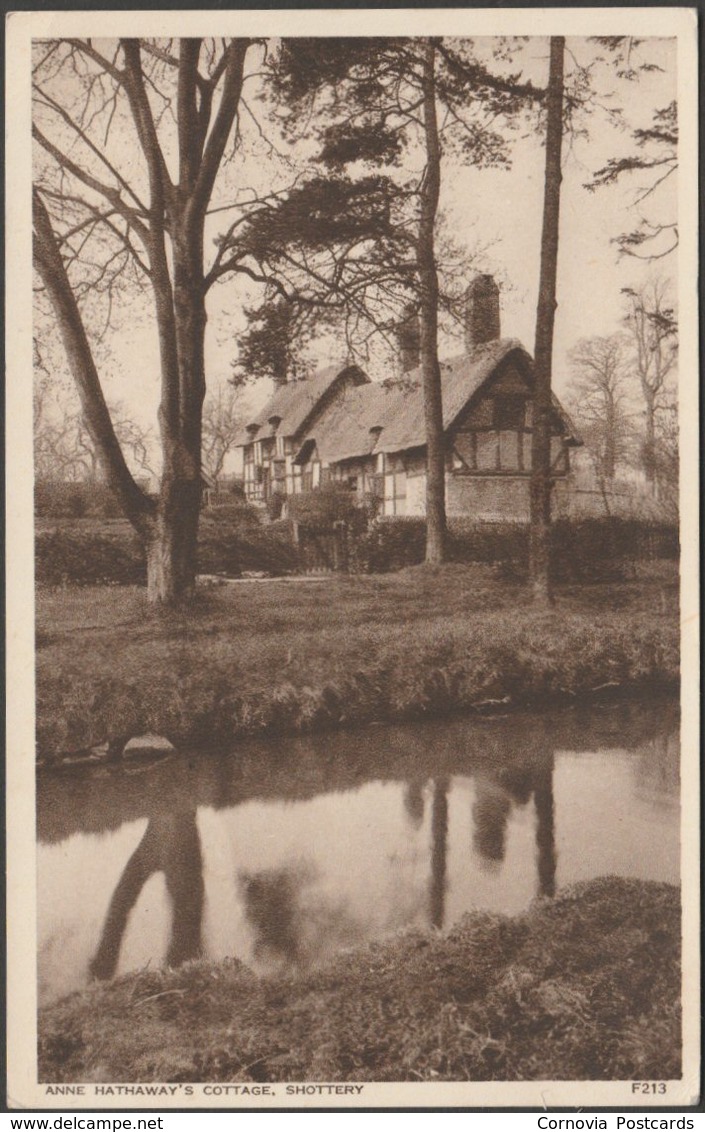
237,275 -> 581,521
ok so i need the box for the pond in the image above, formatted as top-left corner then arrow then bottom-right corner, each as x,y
37,695 -> 680,1006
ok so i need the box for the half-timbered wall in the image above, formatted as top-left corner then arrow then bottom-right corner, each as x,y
449,361 -> 569,479
329,456 -> 379,500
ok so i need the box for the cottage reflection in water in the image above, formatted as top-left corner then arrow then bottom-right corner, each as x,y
37,696 -> 679,1004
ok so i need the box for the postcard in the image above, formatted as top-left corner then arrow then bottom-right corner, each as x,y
6,6 -> 699,1111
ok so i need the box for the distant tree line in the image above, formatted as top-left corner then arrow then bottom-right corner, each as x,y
566,275 -> 678,514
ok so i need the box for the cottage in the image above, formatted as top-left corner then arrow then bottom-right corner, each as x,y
236,362 -> 369,504
237,276 -> 581,521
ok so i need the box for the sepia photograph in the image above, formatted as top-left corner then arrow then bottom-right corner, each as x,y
5,6 -> 699,1111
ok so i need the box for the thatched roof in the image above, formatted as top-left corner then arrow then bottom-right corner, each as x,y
236,363 -> 369,446
300,338 -> 580,463
309,382 -> 395,464
238,341 -> 581,462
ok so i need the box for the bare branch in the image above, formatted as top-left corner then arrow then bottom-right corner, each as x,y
33,81 -> 149,216
33,125 -> 150,245
120,38 -> 175,211
191,40 -> 249,218
65,38 -> 124,83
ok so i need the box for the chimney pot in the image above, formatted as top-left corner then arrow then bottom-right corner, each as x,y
465,274 -> 500,353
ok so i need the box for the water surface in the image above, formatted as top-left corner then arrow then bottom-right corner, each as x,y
37,696 -> 679,1005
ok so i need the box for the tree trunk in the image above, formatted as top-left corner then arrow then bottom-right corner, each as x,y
146,479 -> 201,604
146,222 -> 207,605
418,39 -> 447,565
643,388 -> 657,489
604,393 -> 617,481
530,36 -> 565,605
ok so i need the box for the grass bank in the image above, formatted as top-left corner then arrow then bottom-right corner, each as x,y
36,566 -> 679,762
39,876 -> 680,1083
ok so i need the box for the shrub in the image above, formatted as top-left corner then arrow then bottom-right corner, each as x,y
449,521 -> 528,569
198,517 -> 300,576
287,486 -> 370,528
353,517 -> 426,573
266,491 -> 286,522
35,511 -> 679,587
201,501 -> 262,526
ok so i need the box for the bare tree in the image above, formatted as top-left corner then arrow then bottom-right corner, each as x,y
33,392 -> 80,483
652,396 -> 679,517
34,377 -> 156,484
622,277 -> 677,490
201,384 -> 244,487
71,403 -> 156,483
32,38 -> 263,601
568,333 -> 636,497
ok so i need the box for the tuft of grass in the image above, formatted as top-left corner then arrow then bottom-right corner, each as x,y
35,569 -> 679,762
38,876 -> 680,1084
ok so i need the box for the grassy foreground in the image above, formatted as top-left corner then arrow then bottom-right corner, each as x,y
36,566 -> 679,762
39,876 -> 680,1083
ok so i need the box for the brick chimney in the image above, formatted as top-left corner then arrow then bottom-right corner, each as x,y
396,304 -> 421,373
464,274 -> 500,353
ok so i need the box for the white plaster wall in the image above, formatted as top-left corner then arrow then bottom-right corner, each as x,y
405,474 -> 426,516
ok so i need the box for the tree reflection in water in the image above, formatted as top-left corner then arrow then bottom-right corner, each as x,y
403,779 -> 426,829
409,742 -> 558,915
472,780 -> 513,867
238,864 -> 365,970
429,777 -> 449,929
533,760 -> 556,897
89,809 -> 204,981
239,867 -> 306,966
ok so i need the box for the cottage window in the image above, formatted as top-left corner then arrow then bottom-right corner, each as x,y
294,438 -> 316,467
493,394 -> 526,431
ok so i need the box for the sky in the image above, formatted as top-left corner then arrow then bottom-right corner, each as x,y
34,35 -> 678,453
452,38 -> 677,389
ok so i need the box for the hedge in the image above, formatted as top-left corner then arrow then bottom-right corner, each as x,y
35,516 -> 298,587
35,513 -> 679,587
352,516 -> 678,578
35,481 -> 127,520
